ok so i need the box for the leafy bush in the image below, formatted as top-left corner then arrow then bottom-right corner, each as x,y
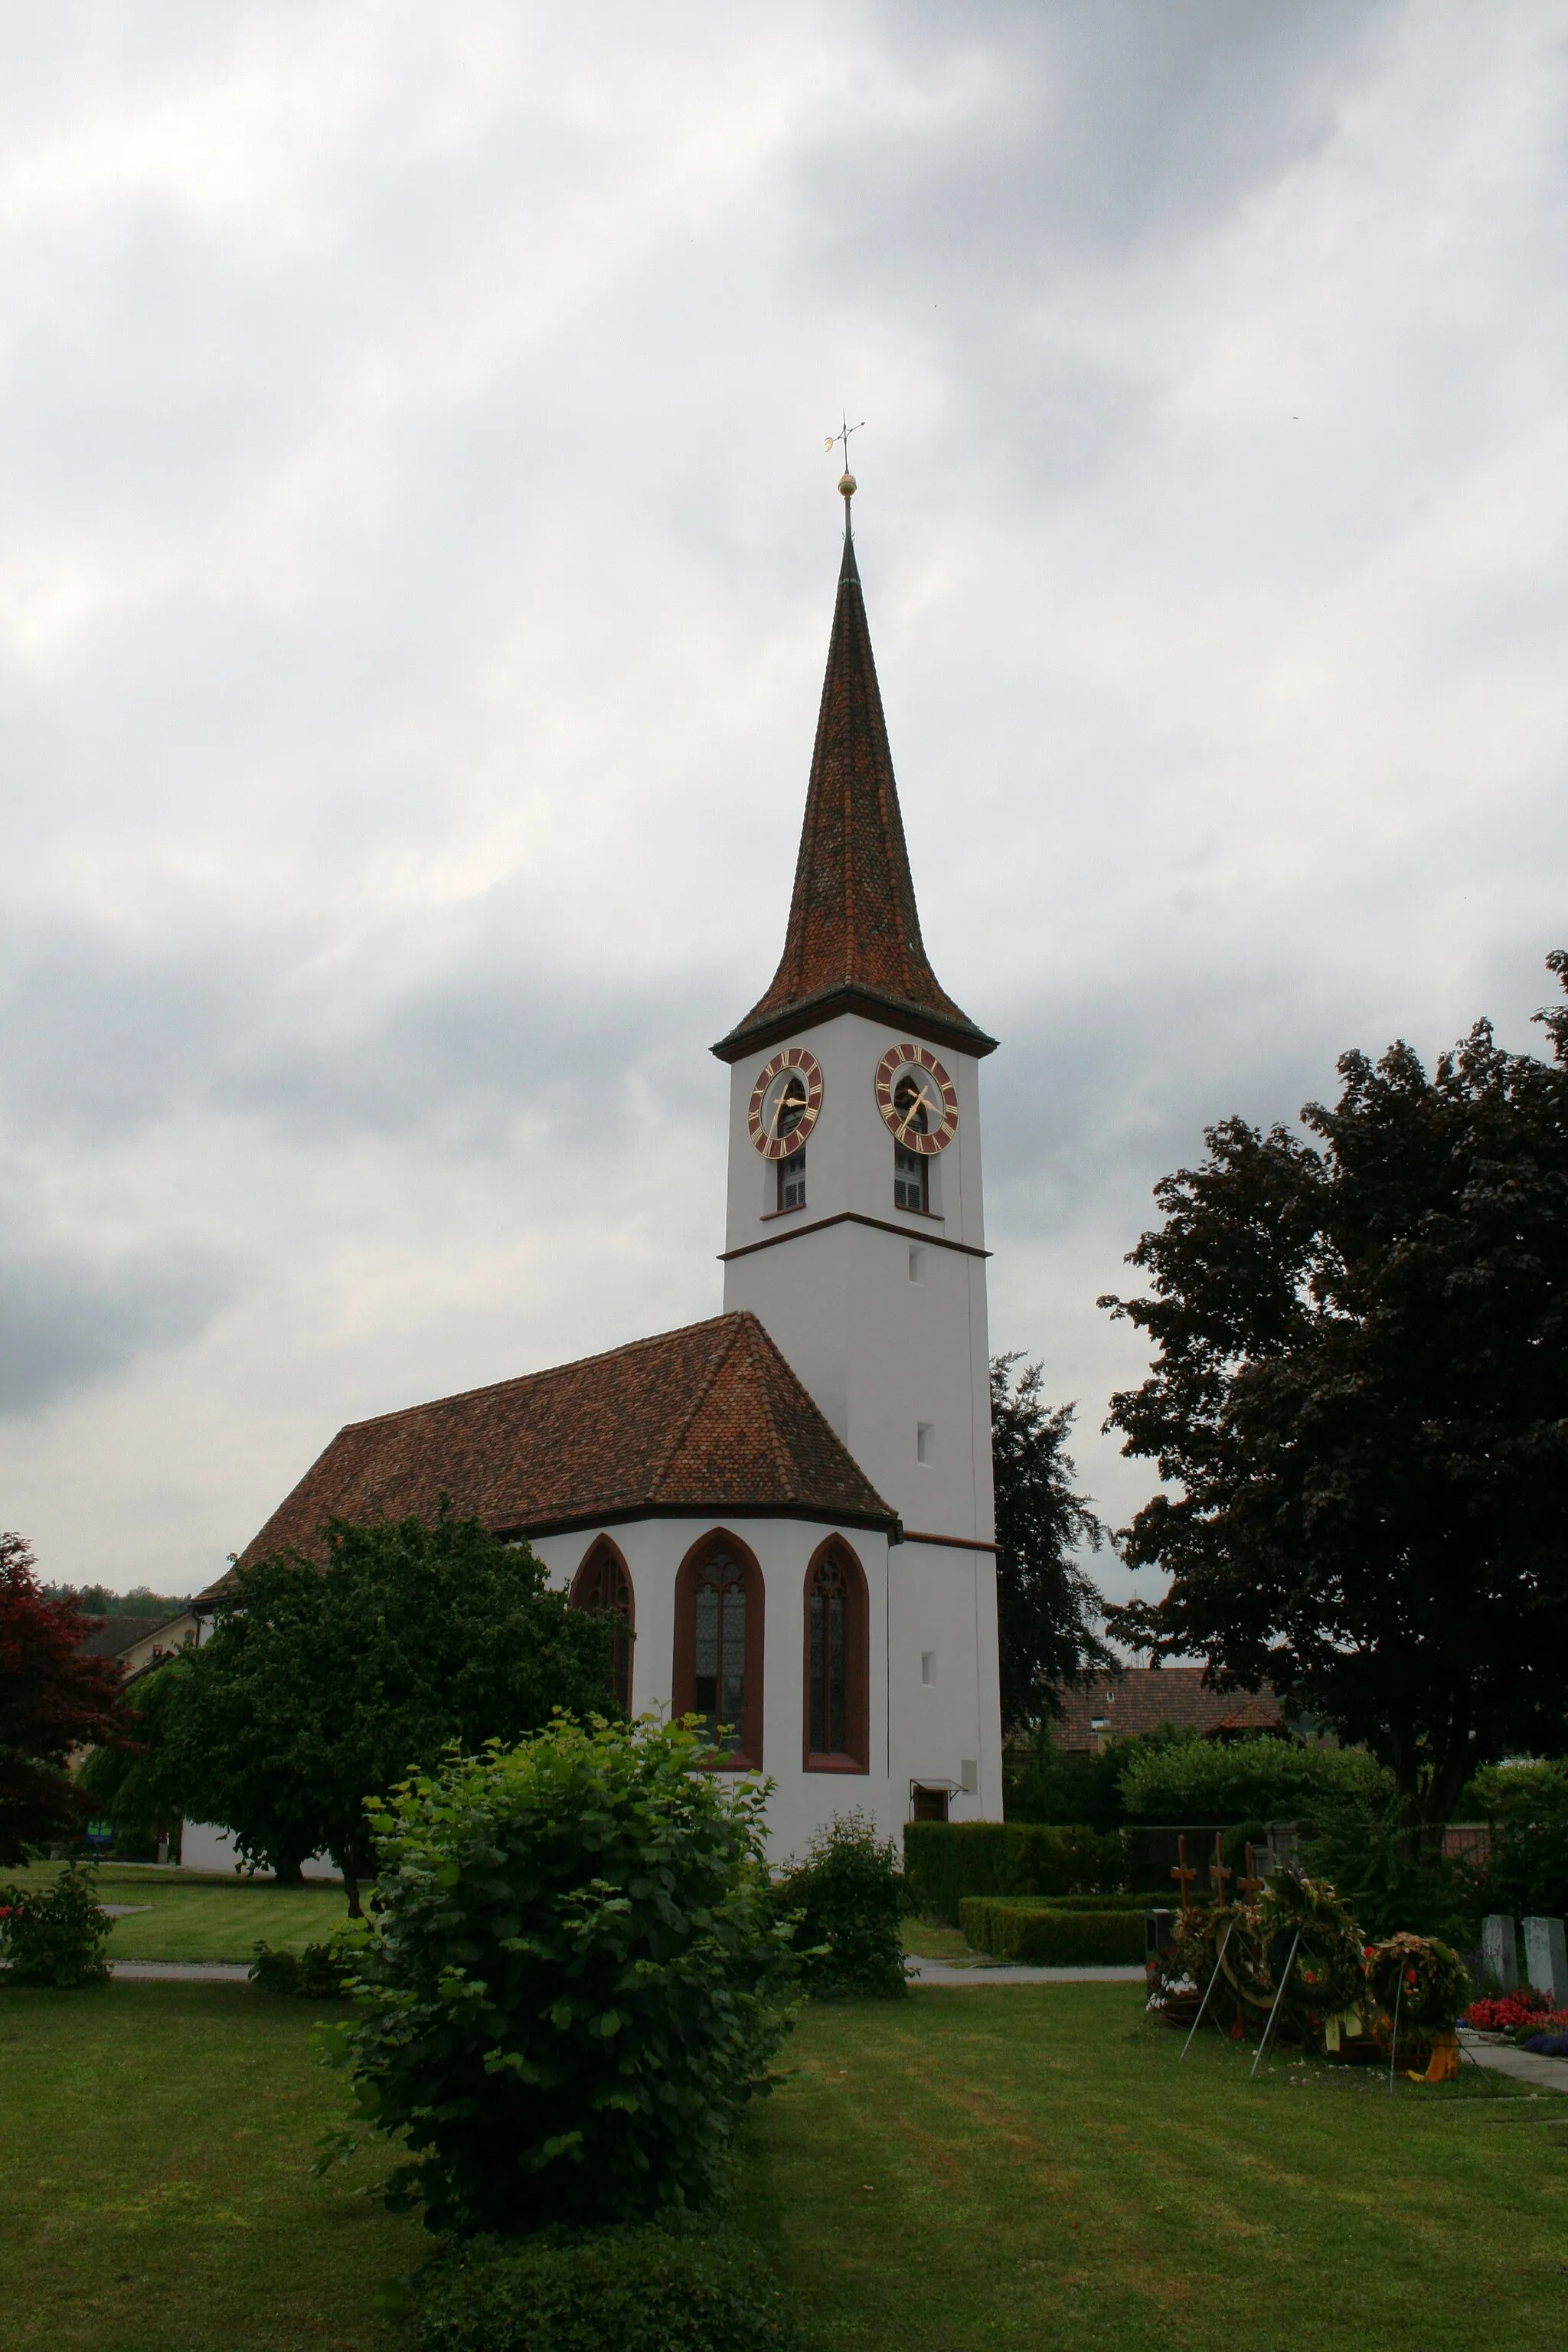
1117,1736 -> 1391,1824
1298,1801 -> 1475,1942
1462,1759 -> 1568,1920
0,1864 -> 111,1987
1004,1723 -> 1196,1828
902,1821 -> 1125,1924
415,2225 -> 804,2352
772,1810 -> 906,1999
332,1714 -> 798,2237
958,1900 -> 1145,1965
249,1939 -> 350,1998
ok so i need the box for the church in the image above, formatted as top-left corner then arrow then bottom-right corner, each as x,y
194,472 -> 1004,1864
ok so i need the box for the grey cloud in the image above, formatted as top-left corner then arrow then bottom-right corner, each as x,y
0,906 -> 732,1152
0,1242 -> 236,1419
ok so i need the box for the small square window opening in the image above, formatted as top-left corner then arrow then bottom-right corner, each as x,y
916,1422 -> 934,1464
920,1651 -> 935,1687
907,1245 -> 924,1282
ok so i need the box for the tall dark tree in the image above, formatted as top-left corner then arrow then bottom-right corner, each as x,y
0,1532 -> 126,1863
1101,956 -> 1568,1827
990,1355 -> 1112,1731
156,1509 -> 619,1910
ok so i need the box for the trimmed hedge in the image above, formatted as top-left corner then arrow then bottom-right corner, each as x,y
958,1900 -> 1146,1965
903,1821 -> 1125,1924
416,2226 -> 804,2352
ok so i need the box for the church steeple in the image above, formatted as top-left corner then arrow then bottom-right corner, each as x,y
714,479 -> 995,1064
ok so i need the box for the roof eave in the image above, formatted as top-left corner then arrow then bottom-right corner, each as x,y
713,982 -> 998,1066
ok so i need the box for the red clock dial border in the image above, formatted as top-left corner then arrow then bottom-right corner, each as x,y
746,1047 -> 825,1161
874,1043 -> 959,1156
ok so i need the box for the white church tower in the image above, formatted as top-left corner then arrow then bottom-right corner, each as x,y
207,467 -> 1004,1875
713,470 -> 1004,1822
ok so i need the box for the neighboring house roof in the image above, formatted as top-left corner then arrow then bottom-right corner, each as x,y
1051,1668 -> 1285,1752
77,1616 -> 171,1659
713,522 -> 995,1065
220,1310 -> 897,1589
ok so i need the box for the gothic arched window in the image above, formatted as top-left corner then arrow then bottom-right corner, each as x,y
803,1539 -> 869,1772
570,1537 -> 635,1716
673,1532 -> 764,1769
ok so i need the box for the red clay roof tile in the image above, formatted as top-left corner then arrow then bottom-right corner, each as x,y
224,1311 -> 893,1583
1050,1668 -> 1285,1752
714,524 -> 994,1064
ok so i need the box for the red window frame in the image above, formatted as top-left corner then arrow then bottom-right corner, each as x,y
802,1537 -> 869,1773
569,1535 -> 635,1716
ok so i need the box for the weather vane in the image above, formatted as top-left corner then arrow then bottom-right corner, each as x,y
825,413 -> 864,482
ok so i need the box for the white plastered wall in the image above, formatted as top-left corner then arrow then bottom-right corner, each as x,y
533,1511 -> 1001,1857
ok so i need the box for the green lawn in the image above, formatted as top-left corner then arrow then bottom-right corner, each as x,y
3,1978 -> 1565,2352
4,1862 -> 350,1960
0,1981 -> 422,2352
737,1987 -> 1568,2352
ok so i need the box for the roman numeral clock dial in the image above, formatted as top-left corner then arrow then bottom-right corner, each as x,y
747,1049 -> 824,1158
874,1044 -> 959,1154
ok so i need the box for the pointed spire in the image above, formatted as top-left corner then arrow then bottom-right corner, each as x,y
714,482 -> 995,1064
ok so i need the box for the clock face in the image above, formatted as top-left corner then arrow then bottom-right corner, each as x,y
874,1043 -> 959,1156
747,1048 -> 824,1160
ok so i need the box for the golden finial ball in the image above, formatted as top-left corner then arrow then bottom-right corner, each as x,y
838,471 -> 857,498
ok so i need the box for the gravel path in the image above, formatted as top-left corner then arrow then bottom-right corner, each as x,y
1459,2028 -> 1568,2093
910,1961 -> 1147,1987
110,1960 -> 251,1982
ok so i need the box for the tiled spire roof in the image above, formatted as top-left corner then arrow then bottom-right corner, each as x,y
714,510 -> 995,1064
217,1311 -> 894,1586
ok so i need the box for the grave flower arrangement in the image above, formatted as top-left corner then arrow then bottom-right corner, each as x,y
1251,1874 -> 1369,2054
1147,1903 -> 1250,2033
1366,1935 -> 1467,2028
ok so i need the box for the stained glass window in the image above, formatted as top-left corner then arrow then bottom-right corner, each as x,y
693,1550 -> 748,1753
808,1553 -> 848,1756
570,1543 -> 634,1715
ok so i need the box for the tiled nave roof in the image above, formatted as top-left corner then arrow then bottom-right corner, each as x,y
223,1311 -> 894,1583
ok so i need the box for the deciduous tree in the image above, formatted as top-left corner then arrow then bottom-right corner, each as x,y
0,1532 -> 126,1864
1101,956 -> 1568,1826
158,1508 -> 618,1909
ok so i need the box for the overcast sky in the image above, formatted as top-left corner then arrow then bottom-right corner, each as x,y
3,1 -> 1566,1610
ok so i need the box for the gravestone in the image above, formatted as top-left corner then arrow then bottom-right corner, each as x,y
1523,1916 -> 1568,2007
1145,1907 -> 1173,1961
1481,1913 -> 1519,1991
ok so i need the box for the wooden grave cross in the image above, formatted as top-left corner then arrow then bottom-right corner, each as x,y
1171,1834 -> 1197,1913
1208,1833 -> 1233,1909
1239,1842 -> 1266,1902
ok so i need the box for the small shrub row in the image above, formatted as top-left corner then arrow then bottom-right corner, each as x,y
415,2225 -> 804,2352
249,1939 -> 351,1999
903,1822 -> 1125,1924
0,1865 -> 110,1988
958,1900 -> 1145,1965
